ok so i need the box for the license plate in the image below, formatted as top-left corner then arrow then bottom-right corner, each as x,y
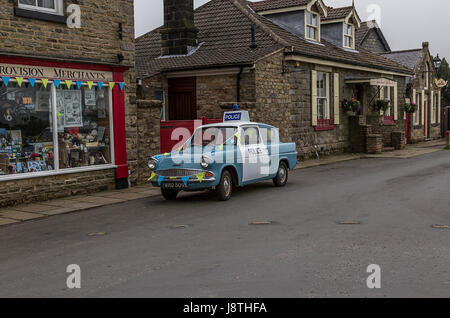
162,182 -> 187,189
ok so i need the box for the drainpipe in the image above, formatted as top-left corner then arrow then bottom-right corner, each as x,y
237,66 -> 243,103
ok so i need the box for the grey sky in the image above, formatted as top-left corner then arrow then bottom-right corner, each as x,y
134,0 -> 449,60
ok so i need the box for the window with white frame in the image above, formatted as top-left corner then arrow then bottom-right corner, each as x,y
18,0 -> 63,15
414,92 -> 421,125
424,63 -> 429,90
317,72 -> 331,120
305,11 -> 319,41
343,23 -> 354,49
383,86 -> 392,116
432,92 -> 437,123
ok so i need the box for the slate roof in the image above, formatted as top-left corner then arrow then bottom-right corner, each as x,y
356,21 -> 391,52
136,0 -> 411,78
381,49 -> 422,71
322,6 -> 352,22
249,0 -> 310,12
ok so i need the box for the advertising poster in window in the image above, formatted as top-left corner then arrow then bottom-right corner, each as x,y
62,90 -> 83,128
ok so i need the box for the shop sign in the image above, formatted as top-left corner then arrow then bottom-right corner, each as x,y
370,78 -> 396,87
435,78 -> 448,88
0,63 -> 113,82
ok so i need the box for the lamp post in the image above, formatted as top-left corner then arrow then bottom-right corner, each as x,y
433,54 -> 442,73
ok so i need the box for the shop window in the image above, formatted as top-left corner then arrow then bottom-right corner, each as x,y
0,79 -> 113,179
56,85 -> 111,169
305,11 -> 319,42
18,0 -> 63,15
343,23 -> 354,49
0,80 -> 55,176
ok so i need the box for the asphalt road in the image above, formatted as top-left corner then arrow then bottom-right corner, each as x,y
1,150 -> 450,298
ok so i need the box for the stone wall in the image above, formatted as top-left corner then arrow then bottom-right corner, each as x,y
0,169 -> 115,208
361,28 -> 389,53
136,100 -> 162,184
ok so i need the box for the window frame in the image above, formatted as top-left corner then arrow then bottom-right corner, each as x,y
305,10 -> 320,42
315,71 -> 334,131
18,0 -> 63,16
424,63 -> 429,90
343,22 -> 355,49
0,79 -> 116,181
414,92 -> 421,125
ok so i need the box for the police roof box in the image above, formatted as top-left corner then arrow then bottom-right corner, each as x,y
223,110 -> 250,122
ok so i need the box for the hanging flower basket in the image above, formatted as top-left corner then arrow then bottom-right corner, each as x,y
373,99 -> 390,113
342,98 -> 361,114
404,101 -> 417,114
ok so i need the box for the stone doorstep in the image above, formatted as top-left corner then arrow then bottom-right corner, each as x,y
0,210 -> 46,221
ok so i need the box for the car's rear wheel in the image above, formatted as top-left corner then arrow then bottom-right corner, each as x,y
161,188 -> 179,200
215,170 -> 233,201
273,161 -> 288,187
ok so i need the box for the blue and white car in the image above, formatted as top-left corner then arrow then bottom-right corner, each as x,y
148,110 -> 298,201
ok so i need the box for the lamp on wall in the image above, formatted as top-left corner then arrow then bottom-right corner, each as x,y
433,54 -> 442,73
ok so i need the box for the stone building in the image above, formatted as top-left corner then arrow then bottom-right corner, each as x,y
382,42 -> 442,143
0,0 -> 136,207
355,20 -> 391,54
136,0 -> 412,169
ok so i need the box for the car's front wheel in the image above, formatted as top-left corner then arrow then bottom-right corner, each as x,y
161,188 -> 179,200
215,170 -> 233,201
273,161 -> 288,187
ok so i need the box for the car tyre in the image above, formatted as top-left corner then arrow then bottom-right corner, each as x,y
161,188 -> 179,200
215,170 -> 233,201
273,161 -> 288,187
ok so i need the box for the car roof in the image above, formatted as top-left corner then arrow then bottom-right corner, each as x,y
199,122 -> 274,129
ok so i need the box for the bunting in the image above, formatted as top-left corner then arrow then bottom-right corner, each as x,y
157,176 -> 165,186
97,82 -> 104,89
1,77 -> 10,86
65,80 -> 73,88
119,82 -> 125,91
87,81 -> 94,89
54,79 -> 61,88
28,78 -> 36,87
196,172 -> 205,183
181,176 -> 190,186
147,172 -> 156,181
109,82 -> 116,90
41,78 -> 49,88
76,81 -> 83,89
16,77 -> 24,87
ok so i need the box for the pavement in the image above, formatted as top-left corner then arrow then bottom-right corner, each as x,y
0,139 -> 446,228
0,144 -> 449,297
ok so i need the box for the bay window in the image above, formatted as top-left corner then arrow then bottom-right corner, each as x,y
306,11 -> 319,42
18,0 -> 63,15
0,79 -> 114,178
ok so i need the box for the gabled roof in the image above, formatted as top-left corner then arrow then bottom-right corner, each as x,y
250,0 -> 311,12
356,20 -> 391,52
381,49 -> 422,71
135,0 -> 411,78
322,6 -> 361,27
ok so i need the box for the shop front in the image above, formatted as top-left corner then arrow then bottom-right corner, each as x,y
0,56 -> 129,206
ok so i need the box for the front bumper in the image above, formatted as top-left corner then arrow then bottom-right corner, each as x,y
150,168 -> 217,188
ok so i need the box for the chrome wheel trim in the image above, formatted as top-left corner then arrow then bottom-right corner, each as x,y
223,176 -> 231,197
279,166 -> 287,183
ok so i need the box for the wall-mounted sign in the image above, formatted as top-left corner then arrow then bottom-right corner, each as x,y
0,63 -> 113,82
370,78 -> 396,87
435,78 -> 448,88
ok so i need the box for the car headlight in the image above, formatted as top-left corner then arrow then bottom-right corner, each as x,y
148,158 -> 158,171
200,155 -> 213,169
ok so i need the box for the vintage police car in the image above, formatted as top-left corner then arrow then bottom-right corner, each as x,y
148,110 -> 297,201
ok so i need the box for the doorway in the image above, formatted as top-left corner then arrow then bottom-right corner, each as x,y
168,77 -> 197,120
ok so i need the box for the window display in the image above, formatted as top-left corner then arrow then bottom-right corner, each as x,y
57,85 -> 111,169
0,80 -> 54,175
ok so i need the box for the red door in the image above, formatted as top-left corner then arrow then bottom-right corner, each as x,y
168,77 -> 197,120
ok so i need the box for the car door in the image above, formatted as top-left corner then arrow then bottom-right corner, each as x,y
239,125 -> 270,183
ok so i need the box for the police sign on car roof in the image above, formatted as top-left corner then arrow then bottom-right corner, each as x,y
223,110 -> 250,122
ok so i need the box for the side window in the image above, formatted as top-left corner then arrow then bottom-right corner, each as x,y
259,126 -> 277,145
242,126 -> 261,146
18,0 -> 63,15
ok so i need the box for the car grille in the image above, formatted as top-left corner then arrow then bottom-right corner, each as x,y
157,169 -> 204,177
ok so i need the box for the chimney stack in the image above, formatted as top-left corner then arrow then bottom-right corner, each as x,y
160,0 -> 198,56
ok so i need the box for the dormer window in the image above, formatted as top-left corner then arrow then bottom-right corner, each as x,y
343,23 -> 354,49
18,0 -> 63,15
305,11 -> 320,41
